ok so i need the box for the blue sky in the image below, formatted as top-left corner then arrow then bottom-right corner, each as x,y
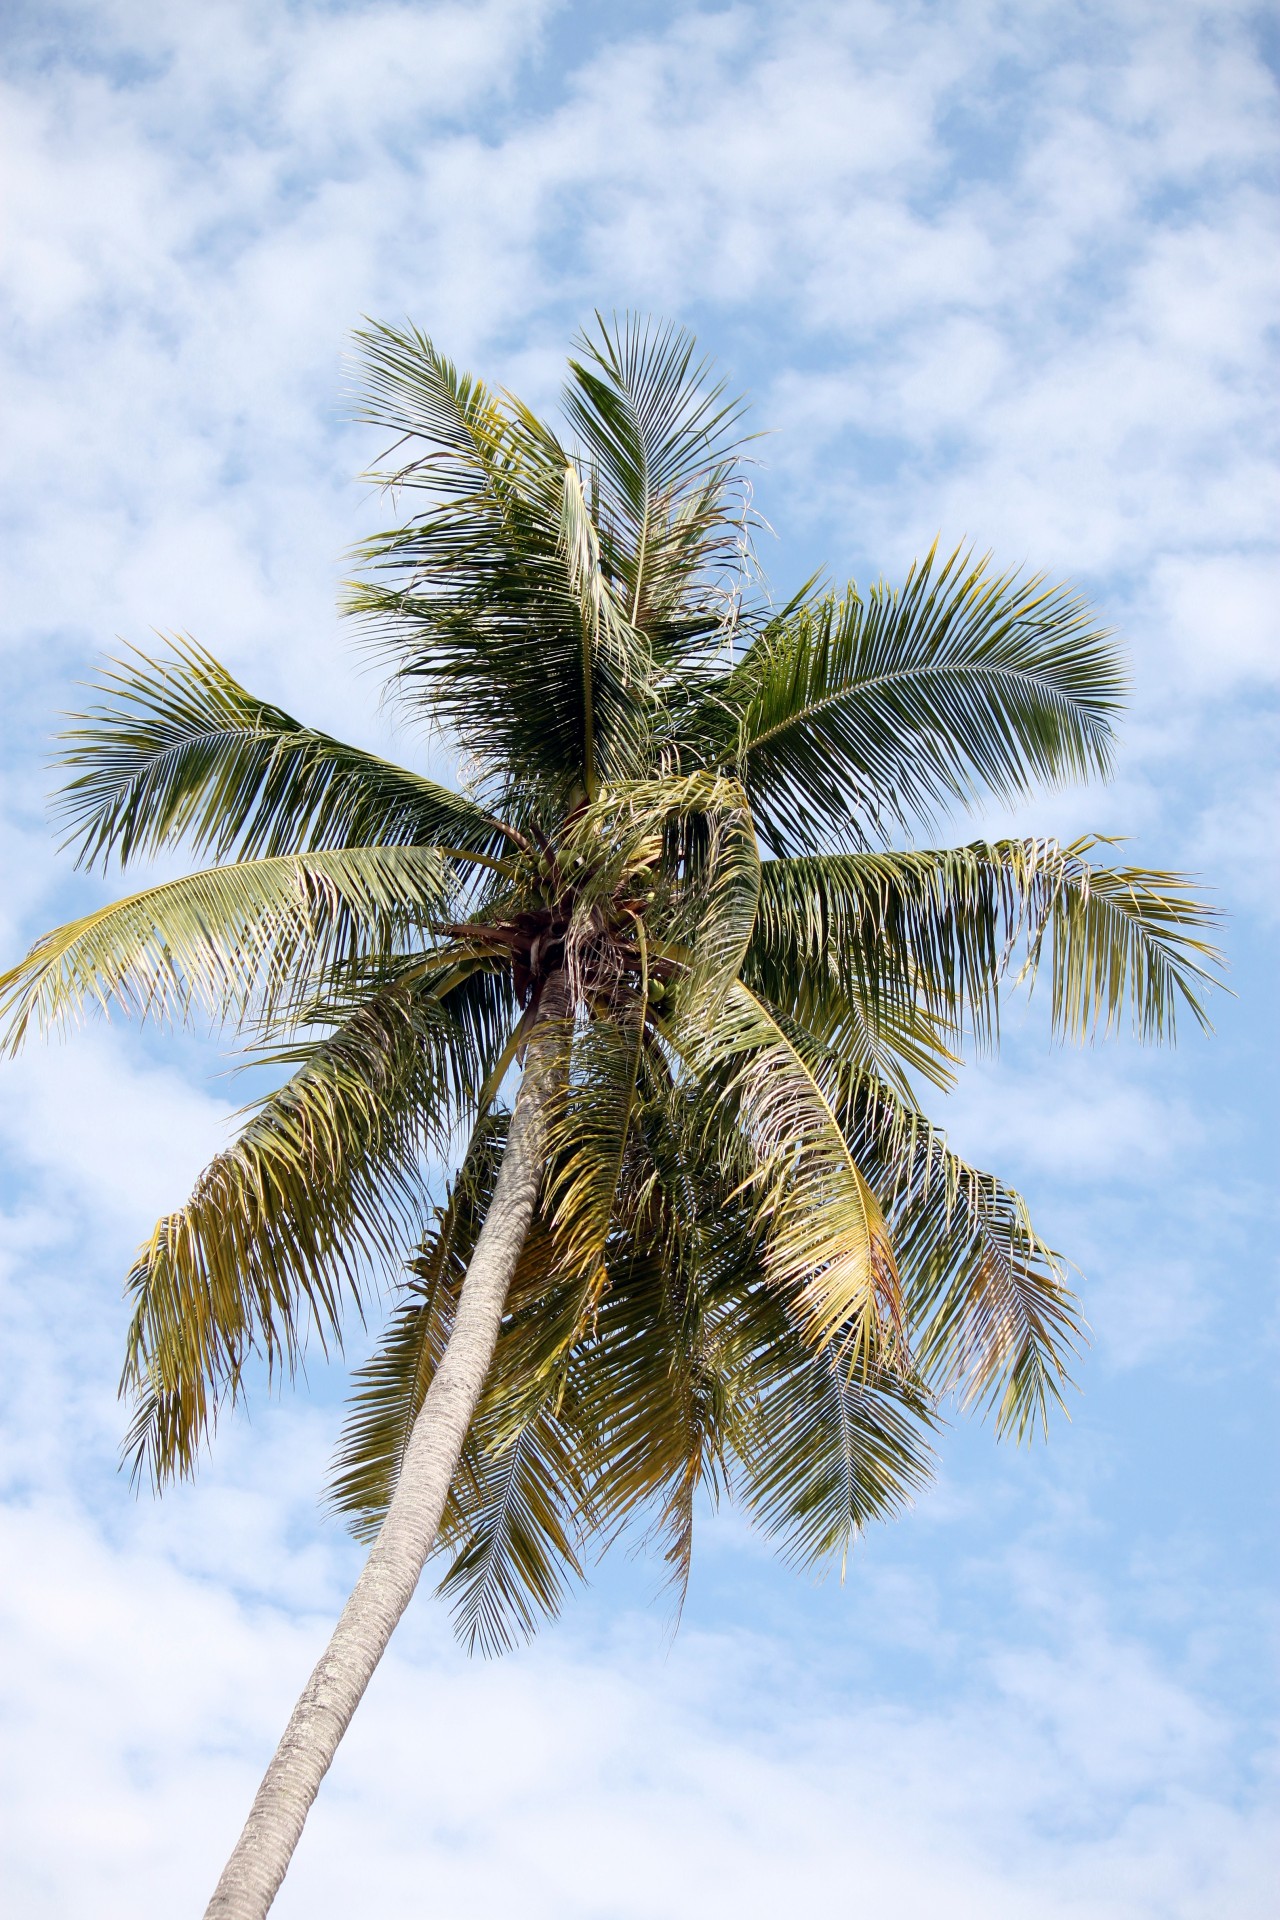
0,2 -> 1276,1913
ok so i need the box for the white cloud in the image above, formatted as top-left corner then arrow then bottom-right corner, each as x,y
939,1051 -> 1201,1184
1146,551 -> 1280,690
0,1490 -> 1273,1919
0,1466 -> 1274,1920
1189,755 -> 1280,924
0,1028 -> 234,1229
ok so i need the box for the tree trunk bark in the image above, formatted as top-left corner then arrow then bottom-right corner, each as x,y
203,976 -> 568,1920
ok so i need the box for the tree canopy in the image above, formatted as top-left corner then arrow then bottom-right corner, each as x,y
0,314 -> 1220,1655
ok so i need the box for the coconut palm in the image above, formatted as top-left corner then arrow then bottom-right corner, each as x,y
0,316 -> 1218,1919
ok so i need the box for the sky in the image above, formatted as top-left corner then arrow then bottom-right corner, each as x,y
0,1 -> 1277,1914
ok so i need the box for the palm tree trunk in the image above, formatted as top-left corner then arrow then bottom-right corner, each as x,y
203,975 -> 568,1920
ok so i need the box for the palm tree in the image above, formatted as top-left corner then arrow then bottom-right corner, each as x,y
0,317 -> 1218,1918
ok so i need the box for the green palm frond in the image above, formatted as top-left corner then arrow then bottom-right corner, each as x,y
827,1059 -> 1079,1439
349,321 -> 660,810
563,312 -> 754,643
542,1006 -> 647,1302
331,1141 -> 590,1655
696,545 -> 1125,852
123,968 -> 489,1485
349,318 -> 760,816
760,1014 -> 1080,1441
907,1203 -> 1075,1440
569,1070 -> 926,1597
437,1199 -> 594,1655
747,861 -> 958,1093
571,1233 -> 739,1605
866,1101 -> 1080,1440
436,1388 -> 588,1657
735,1320 -> 935,1570
750,837 -> 1221,1049
56,638 -> 512,873
1025,840 -> 1222,1040
0,844 -> 452,1049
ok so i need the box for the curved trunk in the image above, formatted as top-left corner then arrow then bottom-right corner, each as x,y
204,977 -> 567,1920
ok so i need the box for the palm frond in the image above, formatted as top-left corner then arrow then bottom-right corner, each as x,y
857,1092 -> 1081,1440
750,838 -> 1222,1049
327,1116 -> 506,1527
556,459 -> 659,791
330,1140 -> 590,1656
694,545 -> 1125,852
123,968 -> 491,1485
663,982 -> 901,1369
563,312 -> 754,644
572,1066 -> 926,1598
56,638 -> 512,873
349,321 -> 660,809
0,844 -> 452,1050
437,1397 -> 587,1657
735,1322 -> 935,1569
571,1221 -> 739,1606
542,1005 -> 647,1302
772,1028 -> 1078,1440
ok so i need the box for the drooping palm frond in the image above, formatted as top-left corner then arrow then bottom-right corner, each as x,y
541,1004 -> 648,1302
734,1317 -> 935,1570
436,1403 -> 589,1656
690,545 -> 1125,853
759,1009 -> 1080,1442
0,844 -> 453,1049
437,1217 -> 592,1655
330,1136 -> 591,1656
864,1101 -> 1080,1441
663,981 -> 901,1370
571,1070 -> 931,1598
746,861 -> 958,1094
123,967 -> 490,1486
585,1250 -> 740,1605
749,837 -> 1222,1052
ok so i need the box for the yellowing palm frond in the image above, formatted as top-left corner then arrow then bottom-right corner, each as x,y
0,845 -> 453,1049
750,837 -> 1222,1054
123,969 -> 491,1485
666,982 -> 901,1370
